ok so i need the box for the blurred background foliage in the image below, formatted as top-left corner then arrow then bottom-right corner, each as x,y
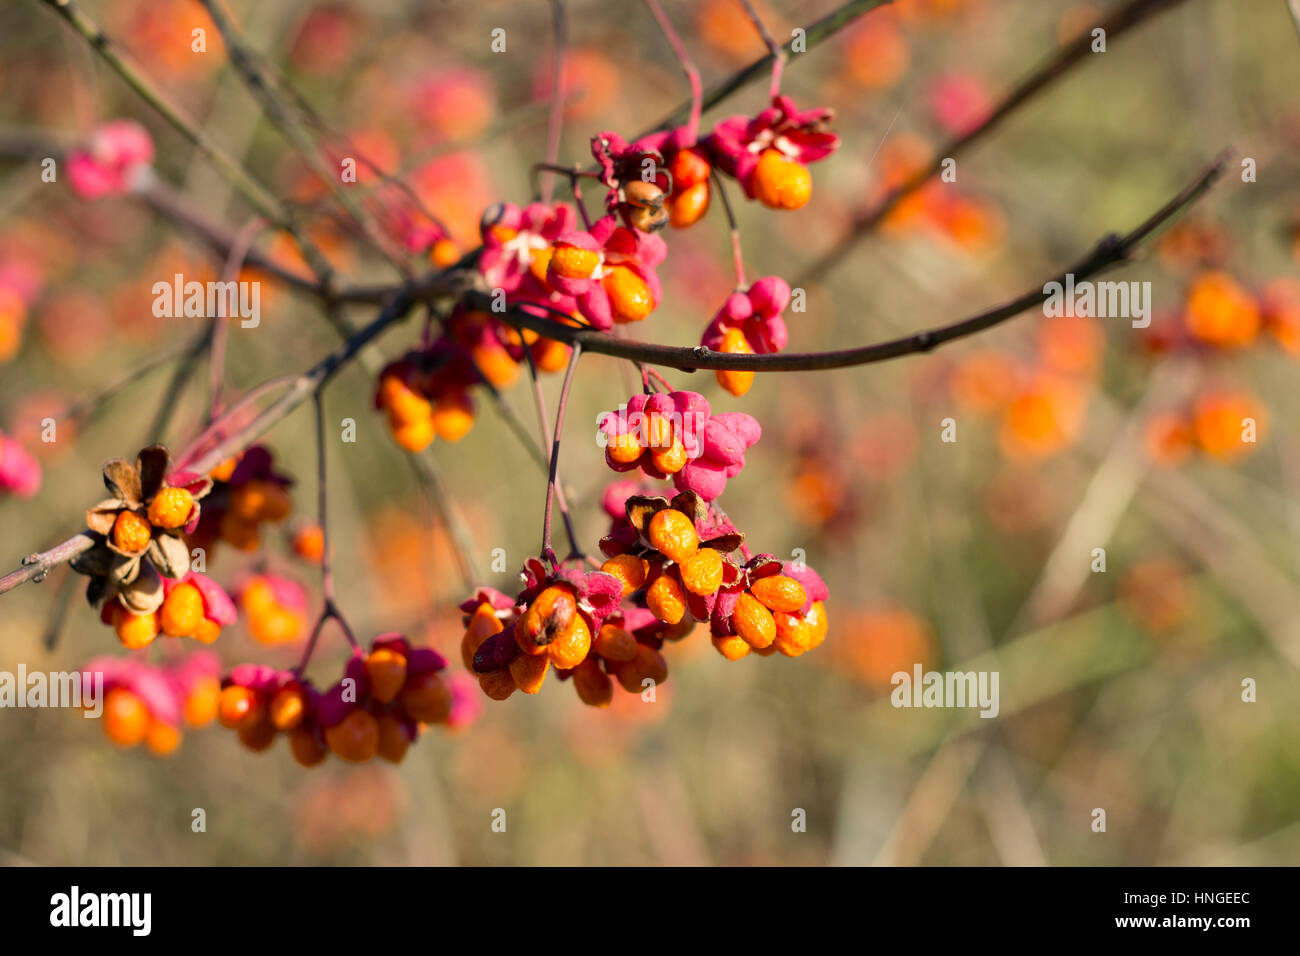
1,0 -> 1300,865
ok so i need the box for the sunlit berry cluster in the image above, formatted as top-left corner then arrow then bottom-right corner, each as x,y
372,96 -> 841,452
460,569 -> 676,707
701,277 -> 793,397
599,390 -> 759,501
462,476 -> 832,708
603,491 -> 829,662
69,446 -> 228,643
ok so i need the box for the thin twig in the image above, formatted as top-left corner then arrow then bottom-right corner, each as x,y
712,168 -> 746,288
644,0 -> 704,143
541,344 -> 583,565
524,348 -> 583,560
645,0 -> 890,135
541,0 -> 568,205
736,0 -> 785,98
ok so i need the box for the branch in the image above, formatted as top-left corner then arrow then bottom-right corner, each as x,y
799,0 -> 1194,284
0,534 -> 97,596
35,0 -> 337,286
645,0 -> 892,135
195,0 -> 412,274
474,151 -> 1229,371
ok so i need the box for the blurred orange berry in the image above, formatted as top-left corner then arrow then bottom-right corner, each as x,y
324,709 -> 380,762
292,522 -> 326,563
112,605 -> 158,650
1118,558 -> 1190,635
1183,271 -> 1260,349
398,670 -> 452,723
145,720 -> 182,757
844,15 -> 909,89
183,676 -> 221,728
366,648 -> 408,704
217,685 -> 259,730
842,608 -> 934,691
950,349 -> 1021,414
998,374 -> 1088,460
103,688 -> 149,747
1191,390 -> 1266,462
1261,277 -> 1300,355
1038,314 -> 1103,379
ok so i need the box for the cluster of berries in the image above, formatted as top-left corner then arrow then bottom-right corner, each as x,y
371,93 -> 840,439
218,634 -> 455,765
701,277 -> 793,397
462,479 -> 832,709
460,562 -> 675,707
1141,270 -> 1300,356
599,390 -> 760,501
602,491 -> 829,662
1135,269 -> 1296,465
375,346 -> 476,453
189,446 -> 293,553
375,201 -> 589,454
1145,389 -> 1268,466
99,570 -> 236,650
85,651 -> 221,756
594,93 -> 839,232
69,446 -> 230,645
